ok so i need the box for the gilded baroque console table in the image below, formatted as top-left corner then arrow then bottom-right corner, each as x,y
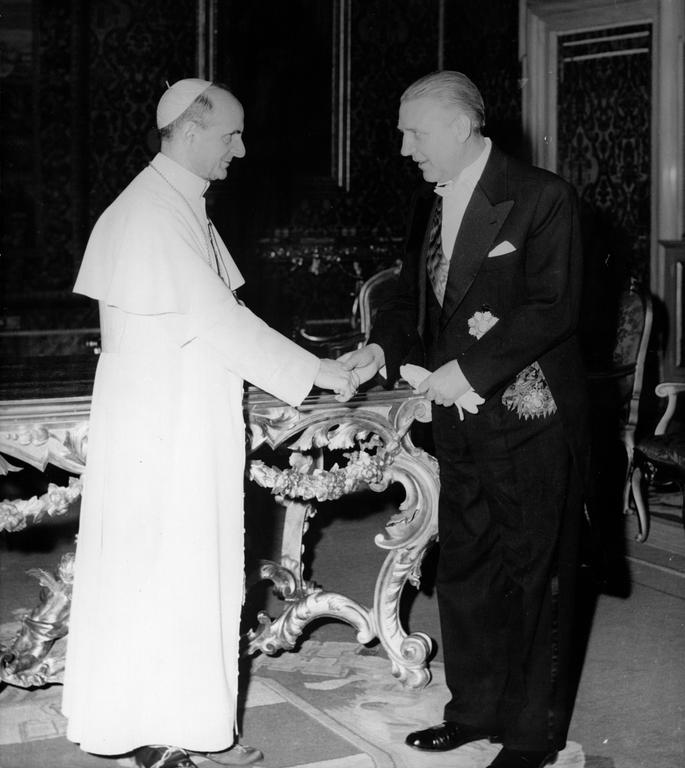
0,365 -> 439,690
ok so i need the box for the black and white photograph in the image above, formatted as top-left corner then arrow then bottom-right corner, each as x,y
0,2 -> 683,768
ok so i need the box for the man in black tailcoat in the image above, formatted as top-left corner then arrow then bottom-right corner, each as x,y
340,71 -> 589,768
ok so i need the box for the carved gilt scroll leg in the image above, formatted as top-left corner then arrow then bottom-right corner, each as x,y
246,497 -> 376,657
371,546 -> 435,690
252,497 -> 316,602
368,444 -> 440,689
0,552 -> 74,687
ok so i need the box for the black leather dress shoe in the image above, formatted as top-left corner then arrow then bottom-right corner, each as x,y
487,748 -> 558,767
405,721 -> 493,751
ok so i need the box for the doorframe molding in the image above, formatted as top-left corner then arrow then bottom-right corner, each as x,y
519,0 -> 684,297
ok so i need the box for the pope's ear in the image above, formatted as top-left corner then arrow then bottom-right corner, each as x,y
181,120 -> 200,143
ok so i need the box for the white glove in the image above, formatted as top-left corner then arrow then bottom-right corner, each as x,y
400,364 -> 484,421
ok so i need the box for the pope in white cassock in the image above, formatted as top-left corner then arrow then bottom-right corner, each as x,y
62,79 -> 356,768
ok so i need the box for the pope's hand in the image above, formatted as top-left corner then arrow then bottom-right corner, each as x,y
338,343 -> 385,386
414,360 -> 472,406
315,359 -> 360,402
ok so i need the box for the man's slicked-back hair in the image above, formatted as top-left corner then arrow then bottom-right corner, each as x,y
401,70 -> 485,132
159,82 -> 234,140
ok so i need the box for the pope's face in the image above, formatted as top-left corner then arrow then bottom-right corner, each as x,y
189,88 -> 246,181
397,96 -> 467,183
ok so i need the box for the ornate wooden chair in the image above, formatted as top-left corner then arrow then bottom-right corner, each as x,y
298,262 -> 402,357
585,278 -> 653,544
629,382 -> 685,541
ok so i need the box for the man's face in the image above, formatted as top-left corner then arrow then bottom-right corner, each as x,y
189,88 -> 246,181
397,96 -> 466,183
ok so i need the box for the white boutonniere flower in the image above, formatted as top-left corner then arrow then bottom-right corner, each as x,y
468,309 -> 499,340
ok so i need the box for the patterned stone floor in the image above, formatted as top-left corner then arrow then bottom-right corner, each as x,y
0,640 -> 587,768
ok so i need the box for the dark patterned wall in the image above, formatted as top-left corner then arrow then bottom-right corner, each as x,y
2,0 -> 86,302
36,0 -> 87,294
240,0 -> 522,239
1,0 -> 197,352
1,0 -> 96,344
217,0 -> 522,334
210,0 -> 447,330
557,25 -> 651,285
212,0 -> 443,243
1,0 -> 523,349
285,0 -> 523,236
345,0 -> 441,234
88,0 -> 197,221
443,0 -> 522,158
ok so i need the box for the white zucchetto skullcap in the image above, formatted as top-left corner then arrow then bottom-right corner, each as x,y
156,78 -> 212,129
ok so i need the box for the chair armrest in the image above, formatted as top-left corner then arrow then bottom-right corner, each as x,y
654,381 -> 685,435
654,381 -> 685,398
298,330 -> 366,357
299,328 -> 363,344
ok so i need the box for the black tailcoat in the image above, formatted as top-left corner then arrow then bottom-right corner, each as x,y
370,144 -> 590,751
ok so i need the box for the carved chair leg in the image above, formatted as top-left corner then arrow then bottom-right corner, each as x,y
623,460 -> 634,516
630,461 -> 650,542
621,440 -> 635,516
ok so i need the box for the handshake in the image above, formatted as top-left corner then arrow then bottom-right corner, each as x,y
314,358 -> 360,402
313,344 -> 386,402
315,344 -> 484,417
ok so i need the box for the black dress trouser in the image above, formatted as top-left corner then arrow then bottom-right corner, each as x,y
431,400 -> 583,751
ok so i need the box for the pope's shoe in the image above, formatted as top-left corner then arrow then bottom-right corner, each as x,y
197,743 -> 263,765
486,748 -> 558,768
405,721 -> 495,751
134,745 -> 197,768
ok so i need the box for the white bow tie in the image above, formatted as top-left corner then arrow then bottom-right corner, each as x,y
434,179 -> 468,198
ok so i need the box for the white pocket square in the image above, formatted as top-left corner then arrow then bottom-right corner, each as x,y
488,240 -> 516,258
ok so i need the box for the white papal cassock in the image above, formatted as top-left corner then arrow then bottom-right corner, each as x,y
62,153 -> 319,755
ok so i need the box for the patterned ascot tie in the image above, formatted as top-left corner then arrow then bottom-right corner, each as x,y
426,196 -> 449,304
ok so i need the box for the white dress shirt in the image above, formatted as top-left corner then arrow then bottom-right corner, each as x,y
435,137 -> 492,260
